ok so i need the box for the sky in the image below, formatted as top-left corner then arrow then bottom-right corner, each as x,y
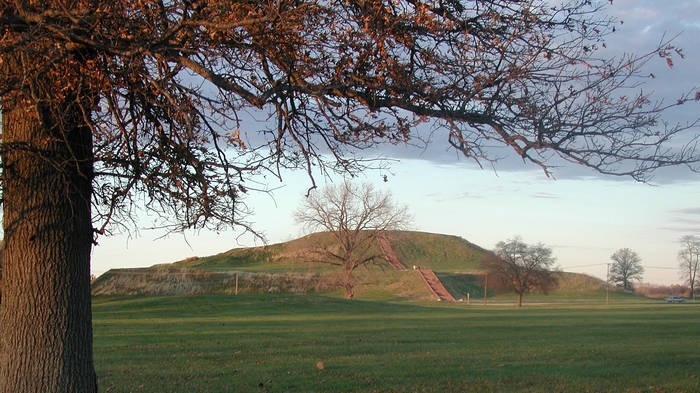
90,0 -> 700,285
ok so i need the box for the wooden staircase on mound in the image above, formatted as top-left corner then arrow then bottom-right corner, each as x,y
377,232 -> 407,271
417,269 -> 456,302
376,232 -> 453,302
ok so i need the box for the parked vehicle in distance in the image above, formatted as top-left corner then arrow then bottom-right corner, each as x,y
665,296 -> 686,303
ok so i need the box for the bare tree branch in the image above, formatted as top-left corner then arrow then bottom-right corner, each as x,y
483,237 -> 558,306
294,181 -> 410,298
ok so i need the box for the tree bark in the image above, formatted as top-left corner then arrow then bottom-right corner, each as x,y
0,61 -> 97,392
342,267 -> 355,299
691,258 -> 697,300
517,293 -> 523,307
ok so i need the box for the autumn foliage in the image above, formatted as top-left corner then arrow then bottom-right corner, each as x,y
1,1 -> 698,237
634,284 -> 691,299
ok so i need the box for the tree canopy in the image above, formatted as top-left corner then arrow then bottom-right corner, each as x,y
678,235 -> 700,299
609,248 -> 644,290
484,237 -> 558,307
1,0 -> 698,235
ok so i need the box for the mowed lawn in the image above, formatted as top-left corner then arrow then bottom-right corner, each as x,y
93,295 -> 700,393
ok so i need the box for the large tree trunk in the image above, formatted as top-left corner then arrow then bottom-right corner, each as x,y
0,63 -> 97,391
517,293 -> 523,307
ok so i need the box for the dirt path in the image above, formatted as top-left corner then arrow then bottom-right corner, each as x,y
377,232 -> 407,271
417,269 -> 456,302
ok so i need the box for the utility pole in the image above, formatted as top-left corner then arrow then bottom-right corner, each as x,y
483,273 -> 488,305
605,263 -> 609,305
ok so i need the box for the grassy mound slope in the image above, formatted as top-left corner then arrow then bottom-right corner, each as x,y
385,231 -> 487,272
94,231 -> 641,303
169,231 -> 488,274
92,266 -> 435,301
91,268 -> 334,296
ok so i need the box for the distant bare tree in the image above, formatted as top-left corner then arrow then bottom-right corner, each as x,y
678,235 -> 700,300
295,181 -> 410,298
610,248 -> 644,290
483,237 -> 558,307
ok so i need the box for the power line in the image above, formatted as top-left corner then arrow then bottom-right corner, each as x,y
644,266 -> 677,270
563,263 -> 676,270
563,263 -> 607,269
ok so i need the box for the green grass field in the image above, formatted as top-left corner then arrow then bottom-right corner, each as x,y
93,295 -> 700,393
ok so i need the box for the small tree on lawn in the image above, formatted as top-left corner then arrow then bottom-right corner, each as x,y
295,181 -> 410,298
609,248 -> 644,290
483,237 -> 558,307
678,235 -> 700,300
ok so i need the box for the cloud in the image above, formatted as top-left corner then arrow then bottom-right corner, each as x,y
367,1 -> 700,184
453,192 -> 483,200
669,218 -> 700,225
661,204 -> 700,233
424,191 -> 483,202
531,192 -> 559,199
671,207 -> 700,215
658,226 -> 700,233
